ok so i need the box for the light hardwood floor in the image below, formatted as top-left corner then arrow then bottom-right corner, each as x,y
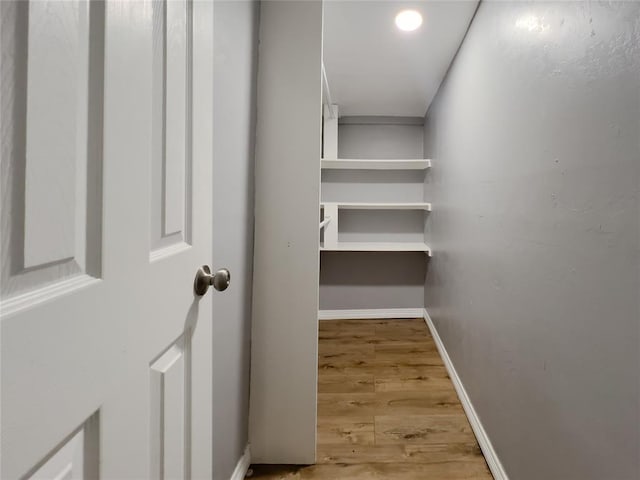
250,318 -> 492,479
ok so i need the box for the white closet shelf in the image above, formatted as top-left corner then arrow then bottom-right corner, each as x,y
321,202 -> 431,211
320,242 -> 432,255
321,159 -> 431,170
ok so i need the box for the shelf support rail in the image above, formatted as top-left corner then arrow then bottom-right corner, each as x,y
323,103 -> 339,160
322,203 -> 338,248
321,62 -> 335,116
321,63 -> 339,159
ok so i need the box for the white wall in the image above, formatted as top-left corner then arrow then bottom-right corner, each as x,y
424,2 -> 640,478
320,122 -> 427,311
249,0 -> 322,464
212,2 -> 259,478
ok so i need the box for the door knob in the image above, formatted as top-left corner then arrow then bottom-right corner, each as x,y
194,265 -> 231,296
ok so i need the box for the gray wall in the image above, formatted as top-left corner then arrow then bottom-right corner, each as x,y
320,123 -> 426,310
320,252 -> 425,310
338,123 -> 424,159
423,2 -> 640,479
212,2 -> 258,478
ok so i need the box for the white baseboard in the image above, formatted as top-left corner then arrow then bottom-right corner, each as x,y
423,309 -> 508,480
319,308 -> 425,320
230,445 -> 251,480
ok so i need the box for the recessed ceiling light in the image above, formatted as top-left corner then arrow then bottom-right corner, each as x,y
395,10 -> 423,32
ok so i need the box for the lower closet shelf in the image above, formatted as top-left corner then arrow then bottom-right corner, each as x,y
320,241 -> 432,256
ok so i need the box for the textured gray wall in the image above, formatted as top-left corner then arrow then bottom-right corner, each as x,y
320,123 -> 427,311
212,2 -> 258,478
320,252 -> 425,310
424,2 -> 640,479
338,123 -> 424,159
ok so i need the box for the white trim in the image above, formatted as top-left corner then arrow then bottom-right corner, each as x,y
422,309 -> 509,480
321,159 -> 431,170
338,115 -> 424,126
319,308 -> 424,320
229,445 -> 251,480
321,63 -> 334,115
320,202 -> 431,211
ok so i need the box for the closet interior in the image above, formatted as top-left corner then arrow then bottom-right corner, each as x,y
319,102 -> 432,255
318,94 -> 433,313
315,0 -> 479,314
309,3 -> 493,475
318,68 -> 434,313
317,0 -> 477,314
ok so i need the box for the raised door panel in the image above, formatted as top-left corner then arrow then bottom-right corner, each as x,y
150,336 -> 190,480
25,413 -> 99,480
0,0 -> 104,308
150,0 -> 192,260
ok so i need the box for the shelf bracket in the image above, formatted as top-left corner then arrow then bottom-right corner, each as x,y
323,104 -> 339,160
322,204 -> 338,248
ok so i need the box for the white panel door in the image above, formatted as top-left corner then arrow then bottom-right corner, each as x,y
0,1 -> 216,478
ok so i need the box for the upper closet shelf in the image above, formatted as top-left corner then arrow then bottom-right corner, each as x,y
321,202 -> 431,211
320,242 -> 432,256
321,159 -> 431,170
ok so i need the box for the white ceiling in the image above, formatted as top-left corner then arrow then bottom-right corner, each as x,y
323,0 -> 479,117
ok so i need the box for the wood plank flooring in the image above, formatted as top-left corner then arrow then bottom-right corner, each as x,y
250,318 -> 492,479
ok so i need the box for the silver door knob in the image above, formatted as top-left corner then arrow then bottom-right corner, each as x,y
194,265 -> 231,296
